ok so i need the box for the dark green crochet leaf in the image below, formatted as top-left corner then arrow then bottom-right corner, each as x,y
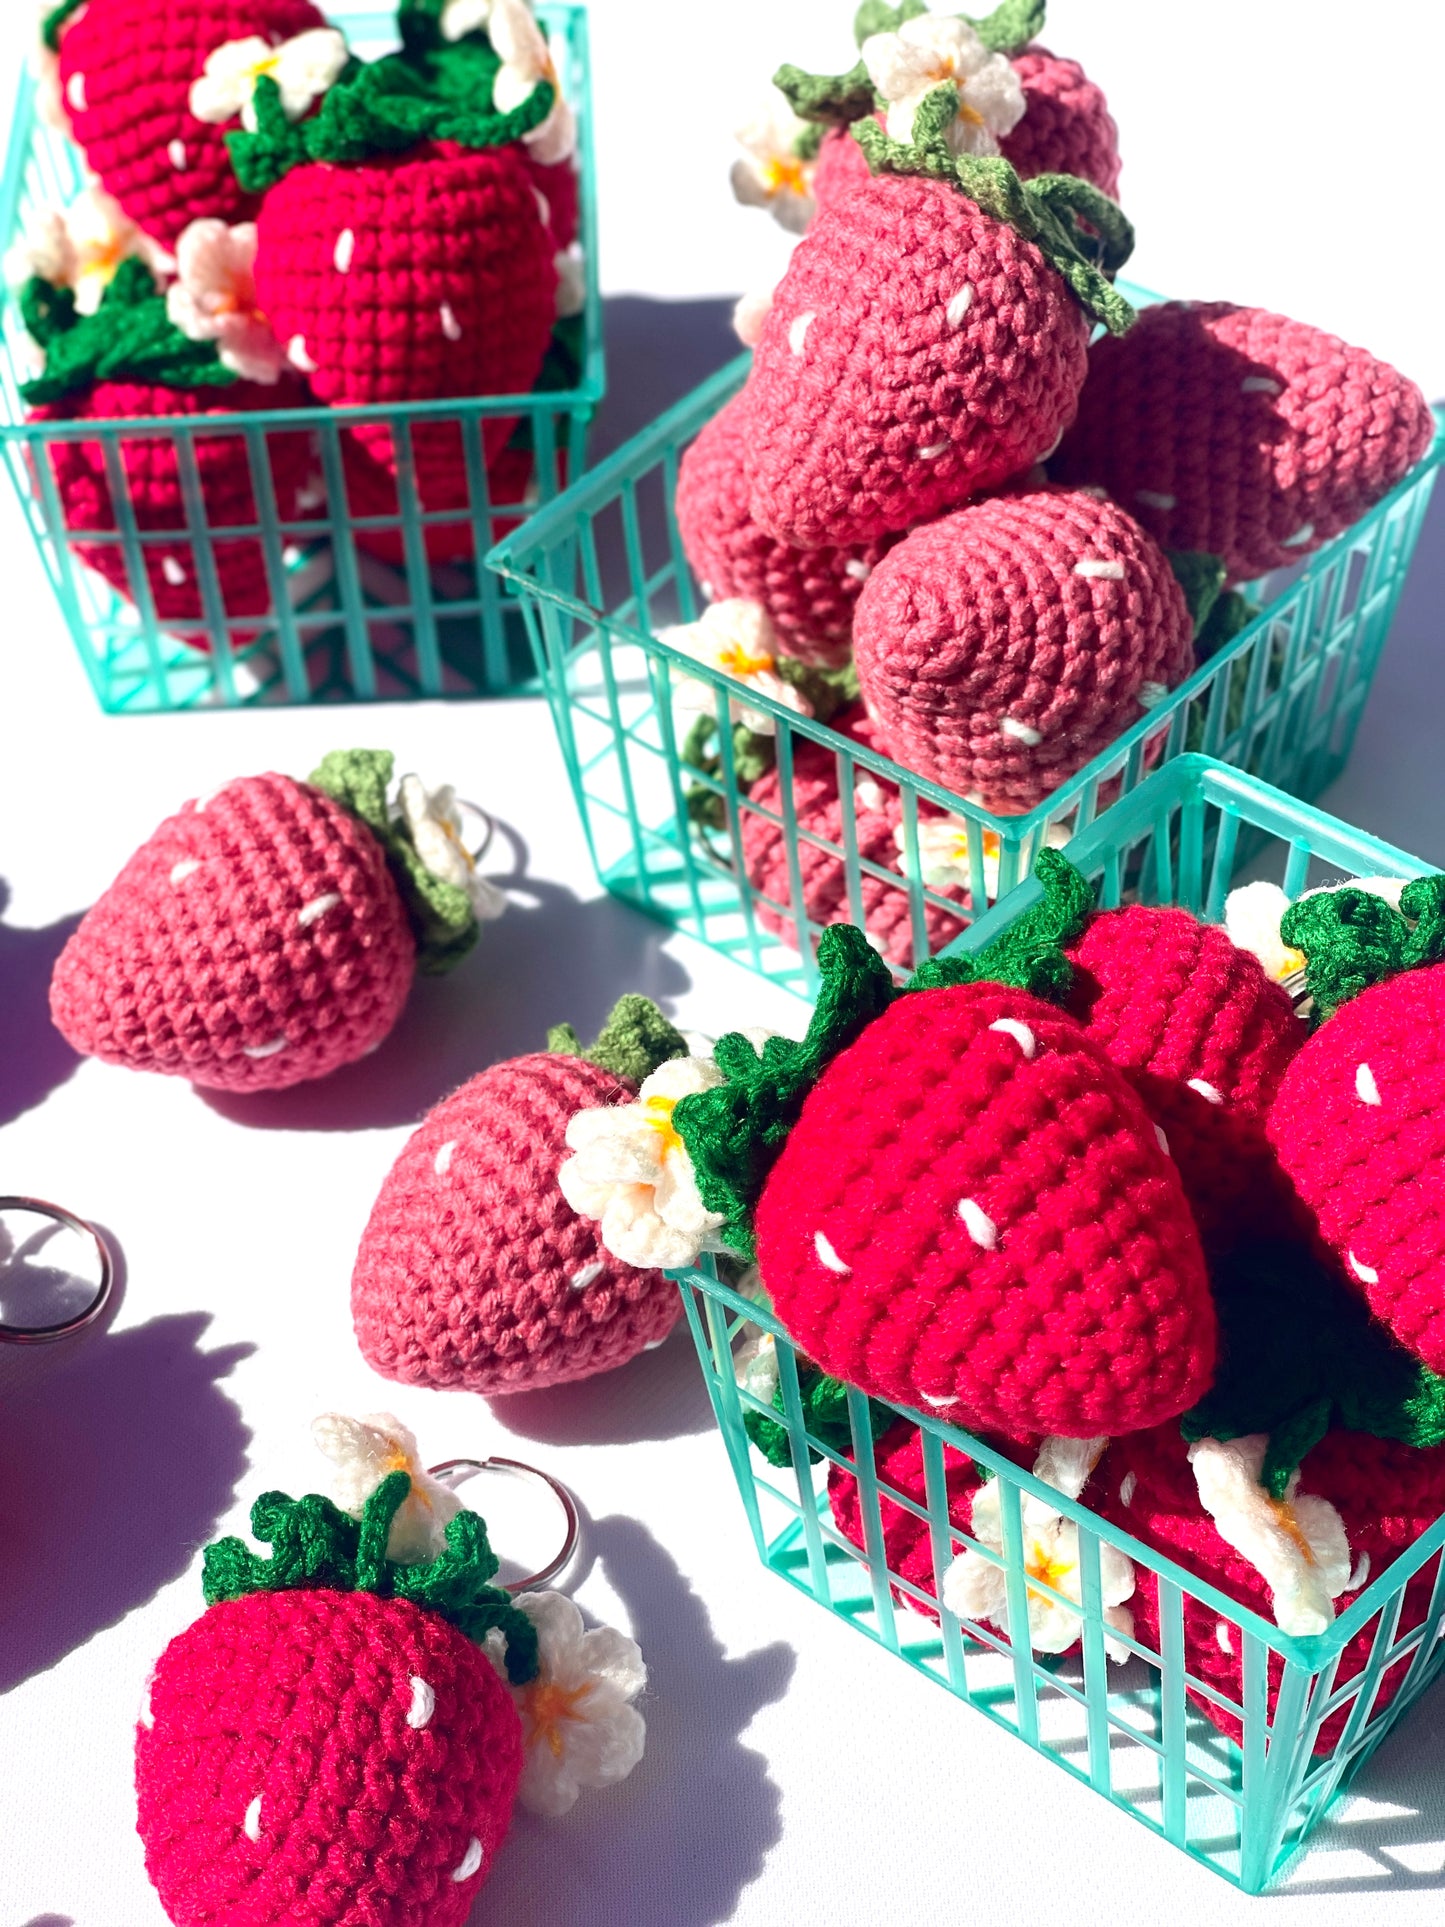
744,1364 -> 893,1466
1182,1242 -> 1445,1499
1279,887 -> 1414,1024
309,749 -> 479,977
774,57 -> 878,128
203,1472 -> 541,1682
908,848 -> 1093,1003
1400,875 -> 1445,972
1195,587 -> 1258,663
19,263 -> 238,407
547,994 -> 689,1086
681,661 -> 860,836
793,121 -> 826,162
968,0 -> 1048,54
41,0 -> 87,51
1165,550 -> 1229,641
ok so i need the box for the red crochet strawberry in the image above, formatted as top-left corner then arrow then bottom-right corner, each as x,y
50,749 -> 490,1093
827,1417 -> 988,1614
1065,903 -> 1306,1251
673,860 -> 1217,1441
352,998 -> 688,1395
528,154 -> 582,251
136,1469 -> 536,1926
43,0 -> 331,248
20,261 -> 314,644
852,485 -> 1193,812
1050,302 -> 1435,583
739,92 -> 1134,547
1267,878 -> 1445,1373
676,392 -> 896,666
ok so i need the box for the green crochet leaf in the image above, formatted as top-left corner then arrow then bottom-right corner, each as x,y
308,749 -> 479,977
794,121 -> 826,162
853,105 -> 1136,334
1195,587 -> 1258,663
41,0 -> 87,51
1165,550 -> 1229,641
853,0 -> 931,43
547,994 -> 689,1086
1182,1242 -> 1445,1499
774,58 -> 878,129
1279,887 -> 1415,1024
908,847 -> 1093,1002
680,660 -> 860,836
19,262 -> 238,407
203,1471 -> 541,1681
968,0 -> 1048,55
744,1363 -> 894,1466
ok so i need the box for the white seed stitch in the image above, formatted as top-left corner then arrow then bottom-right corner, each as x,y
161,555 -> 188,586
243,1796 -> 262,1842
945,283 -> 975,327
844,559 -> 872,582
1283,524 -> 1315,548
1349,1251 -> 1380,1285
988,1017 -> 1037,1059
67,71 -> 87,112
296,475 -> 326,512
1348,1551 -> 1370,1591
242,1036 -> 288,1061
1136,489 -> 1177,511
1074,558 -> 1126,580
957,1199 -> 998,1250
1241,376 -> 1283,395
333,227 -> 355,273
407,1677 -> 436,1729
569,1262 -> 604,1292
1216,1621 -> 1234,1655
1154,1125 -> 1171,1158
920,1392 -> 956,1409
287,334 -> 319,374
193,785 -> 227,812
297,892 -> 341,929
1119,1472 -> 1138,1509
533,187 -> 552,227
434,1140 -> 457,1177
788,311 -> 815,356
918,439 -> 949,460
1000,717 -> 1043,746
1138,681 -> 1169,709
1187,1078 -> 1224,1105
168,139 -> 188,171
170,859 -> 201,886
814,1230 -> 850,1274
854,777 -> 886,812
138,1672 -> 156,1729
1355,1063 -> 1381,1107
643,1337 -> 669,1352
452,1838 -> 484,1883
440,303 -> 464,342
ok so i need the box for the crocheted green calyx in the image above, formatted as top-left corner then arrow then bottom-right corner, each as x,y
40,0 -> 86,51
744,1362 -> 893,1467
908,846 -> 1092,1000
308,749 -> 478,977
1280,876 -> 1445,1025
1162,550 -> 1259,661
1182,1242 -> 1445,1500
853,89 -> 1134,334
547,995 -> 689,1086
204,1471 -> 541,1682
854,0 -> 1046,53
682,658 -> 861,833
18,259 -> 239,408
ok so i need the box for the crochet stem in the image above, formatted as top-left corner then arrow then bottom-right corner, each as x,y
547,995 -> 690,1086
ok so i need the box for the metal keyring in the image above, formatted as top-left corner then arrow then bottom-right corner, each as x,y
428,1455 -> 580,1593
0,1196 -> 114,1345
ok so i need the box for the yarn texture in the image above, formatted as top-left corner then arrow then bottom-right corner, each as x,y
852,486 -> 1193,812
1050,301 -> 1434,583
828,1418 -> 984,1615
1005,48 -> 1121,197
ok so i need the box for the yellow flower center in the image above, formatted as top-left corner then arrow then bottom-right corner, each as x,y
1025,1536 -> 1076,1603
435,811 -> 477,873
1276,945 -> 1306,983
1268,1495 -> 1317,1565
250,51 -> 283,80
382,1440 -> 432,1511
716,641 -> 775,680
522,1676 -> 595,1758
956,98 -> 984,129
761,155 -> 808,200
642,1092 -> 682,1159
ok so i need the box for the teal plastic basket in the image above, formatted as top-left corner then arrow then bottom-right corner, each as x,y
0,2 -> 603,709
677,755 -> 1445,1893
490,335 -> 1442,1000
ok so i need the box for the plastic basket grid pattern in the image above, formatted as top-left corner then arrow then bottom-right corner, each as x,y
490,333 -> 1442,1000
0,2 -> 603,710
675,756 -> 1445,1893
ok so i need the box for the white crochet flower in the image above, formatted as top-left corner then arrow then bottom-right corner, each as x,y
731,92 -> 816,234
11,187 -> 159,316
166,220 -> 286,384
559,1054 -> 728,1269
555,246 -> 586,319
1188,1435 -> 1351,1638
397,775 -> 509,923
896,814 -> 1072,902
942,1438 -> 1136,1660
440,0 -> 494,38
862,14 -> 1025,157
1224,876 -> 1409,986
664,599 -> 811,737
190,28 -> 350,131
490,0 -> 577,165
312,1412 -> 465,1564
485,1591 -> 647,1817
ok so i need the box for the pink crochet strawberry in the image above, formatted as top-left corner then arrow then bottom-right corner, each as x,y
352,998 -> 688,1395
1050,302 -> 1435,583
741,80 -> 1134,546
20,261 -> 314,642
1065,903 -> 1306,1251
673,859 -> 1217,1442
676,392 -> 895,667
136,1468 -> 537,1926
42,0 -> 332,248
50,749 -> 493,1093
1267,878 -> 1445,1374
852,485 -> 1193,812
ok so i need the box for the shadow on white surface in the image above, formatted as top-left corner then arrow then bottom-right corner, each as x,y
19,1915 -> 74,1925
476,1509 -> 794,1927
0,1245 -> 253,1694
0,878 -> 82,1128
488,1323 -> 716,1448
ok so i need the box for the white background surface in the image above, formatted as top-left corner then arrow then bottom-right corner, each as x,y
4,4 -> 1445,1924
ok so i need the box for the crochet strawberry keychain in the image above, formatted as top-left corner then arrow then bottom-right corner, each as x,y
352,996 -> 695,1394
137,1413 -> 646,1925
49,750 -> 504,1092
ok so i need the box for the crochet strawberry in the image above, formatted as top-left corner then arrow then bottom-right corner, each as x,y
1065,903 -> 1306,1251
1266,879 -> 1445,1374
42,0 -> 333,248
1050,302 -> 1434,583
852,485 -> 1193,812
672,857 -> 1218,1441
50,750 -> 494,1093
676,392 -> 896,667
741,76 -> 1134,546
827,1417 -> 987,1612
20,261 -> 314,643
136,1469 -> 538,1926
352,997 -> 689,1395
